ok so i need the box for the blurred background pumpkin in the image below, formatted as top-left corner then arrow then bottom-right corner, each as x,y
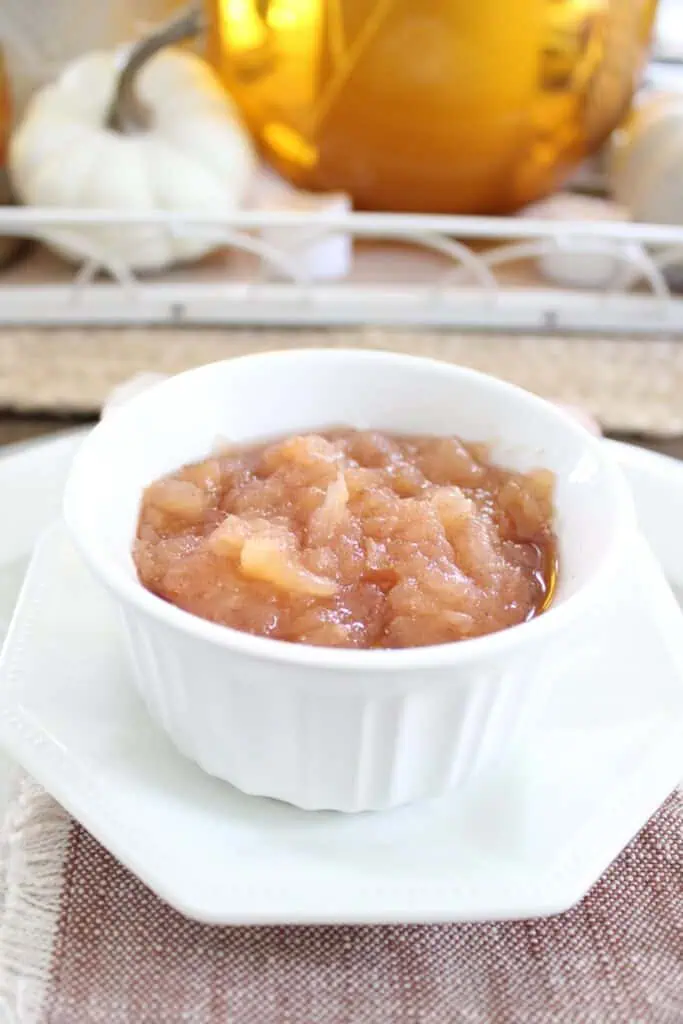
207,0 -> 659,213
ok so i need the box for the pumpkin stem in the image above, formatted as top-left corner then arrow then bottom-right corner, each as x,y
106,3 -> 204,134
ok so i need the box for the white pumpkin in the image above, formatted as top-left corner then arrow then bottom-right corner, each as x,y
609,92 -> 683,226
9,10 -> 255,271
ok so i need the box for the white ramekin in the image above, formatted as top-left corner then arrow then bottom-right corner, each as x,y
63,350 -> 635,812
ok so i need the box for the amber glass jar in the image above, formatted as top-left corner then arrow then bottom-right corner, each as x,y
208,0 -> 658,213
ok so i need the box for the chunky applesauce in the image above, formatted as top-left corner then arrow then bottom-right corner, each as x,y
134,430 -> 557,649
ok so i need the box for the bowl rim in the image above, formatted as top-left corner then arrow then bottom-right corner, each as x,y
63,348 -> 636,673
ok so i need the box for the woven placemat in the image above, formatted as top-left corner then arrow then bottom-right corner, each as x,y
1,326 -> 682,436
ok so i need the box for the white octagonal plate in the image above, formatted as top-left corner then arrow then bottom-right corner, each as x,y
0,436 -> 682,924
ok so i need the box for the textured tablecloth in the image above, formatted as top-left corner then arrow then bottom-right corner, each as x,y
2,326 -> 683,436
0,775 -> 681,1024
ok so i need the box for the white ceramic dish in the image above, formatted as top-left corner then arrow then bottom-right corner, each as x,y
0,429 -> 87,810
0,432 -> 681,923
62,350 -> 634,811
0,522 -> 682,924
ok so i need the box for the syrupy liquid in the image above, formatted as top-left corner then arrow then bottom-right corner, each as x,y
134,429 -> 557,649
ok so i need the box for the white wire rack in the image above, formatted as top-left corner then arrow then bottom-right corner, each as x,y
1,206 -> 683,333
